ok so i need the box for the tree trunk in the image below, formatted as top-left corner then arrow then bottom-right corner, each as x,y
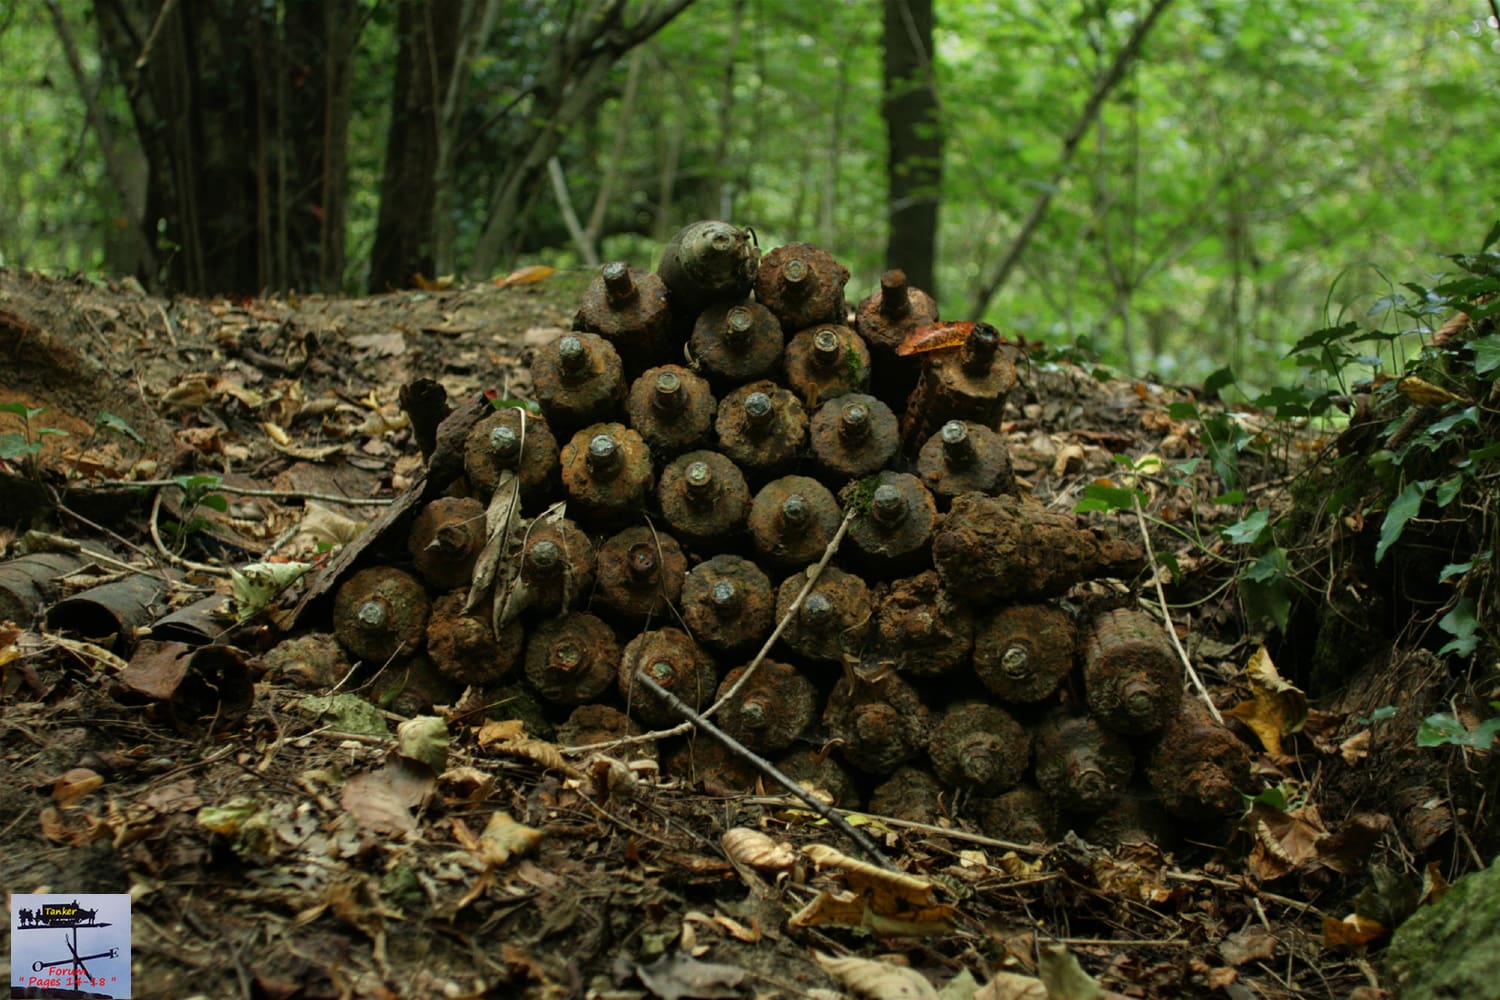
882,0 -> 941,298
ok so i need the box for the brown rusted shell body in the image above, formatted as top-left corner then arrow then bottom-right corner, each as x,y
916,420 -> 1013,504
1145,699 -> 1253,821
932,493 -> 1144,604
624,364 -> 716,457
867,766 -> 945,823
874,570 -> 973,678
1083,607 -> 1183,735
823,669 -> 931,774
774,565 -> 872,664
747,475 -> 843,570
855,269 -> 939,406
664,737 -> 760,796
980,785 -> 1061,846
518,517 -> 596,615
973,603 -> 1076,703
618,627 -> 719,728
808,393 -> 900,486
558,422 -> 655,523
689,299 -> 784,388
407,496 -> 486,590
846,471 -> 938,576
425,590 -> 524,686
658,220 -> 761,315
524,611 -> 620,705
928,701 -> 1030,794
462,407 -> 560,503
901,322 -> 1018,447
783,324 -> 871,406
593,526 -> 687,625
714,381 -> 808,482
573,261 -> 673,376
656,450 -> 751,546
1032,713 -> 1136,814
262,632 -> 349,690
714,660 -> 818,754
754,242 -> 850,332
679,554 -> 775,654
776,749 -> 861,808
332,566 -> 431,663
1082,796 -> 1178,849
531,332 -> 627,434
556,703 -> 655,761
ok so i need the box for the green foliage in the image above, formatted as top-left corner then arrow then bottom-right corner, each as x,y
0,402 -> 68,465
1416,705 -> 1500,749
161,474 -> 228,552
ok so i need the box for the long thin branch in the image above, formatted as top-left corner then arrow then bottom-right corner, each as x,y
89,478 -> 395,507
1133,495 -> 1223,724
548,157 -> 599,267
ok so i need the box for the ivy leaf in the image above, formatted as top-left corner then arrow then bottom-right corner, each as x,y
97,410 -> 145,443
1222,509 -> 1270,545
1472,335 -> 1500,375
1437,597 -> 1478,657
1074,484 -> 1144,514
1374,480 -> 1431,564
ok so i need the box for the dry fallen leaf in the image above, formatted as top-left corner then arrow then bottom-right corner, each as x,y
494,264 -> 558,287
1396,375 -> 1464,407
634,951 -> 746,1000
477,810 -> 543,866
721,827 -> 797,873
1322,912 -> 1386,949
896,320 -> 975,357
791,845 -> 957,937
814,952 -> 938,1000
341,758 -> 435,836
52,767 -> 104,807
1225,645 -> 1307,754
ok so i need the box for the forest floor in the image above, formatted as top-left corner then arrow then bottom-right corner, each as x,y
0,264 -> 1492,999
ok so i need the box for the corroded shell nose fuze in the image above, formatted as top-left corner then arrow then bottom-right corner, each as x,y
657,220 -> 761,313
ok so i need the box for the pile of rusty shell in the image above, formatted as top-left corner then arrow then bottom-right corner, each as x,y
855,269 -> 939,407
916,420 -> 1013,505
407,496 -> 487,590
657,220 -> 761,316
932,493 -> 1145,604
261,632 -> 349,691
559,423 -> 655,524
679,554 -> 775,654
774,565 -> 872,664
979,785 -> 1061,846
873,570 -> 974,678
593,525 -> 687,624
624,364 -> 716,457
747,475 -> 843,571
531,332 -> 627,435
573,261 -> 673,376
713,660 -> 818,754
656,451 -> 751,546
901,322 -> 1017,448
689,299 -> 784,388
754,241 -> 850,333
972,603 -> 1076,703
1082,607 -> 1183,736
618,626 -> 719,728
714,381 -> 808,483
783,324 -> 871,406
332,566 -> 431,664
846,472 -> 938,576
1144,699 -> 1253,821
776,749 -> 861,808
866,765 -> 945,823
426,591 -> 524,686
1082,796 -> 1178,850
808,393 -> 900,486
664,737 -> 760,796
823,668 -> 932,774
1032,713 -> 1135,814
463,406 -> 560,504
556,703 -> 656,762
524,611 -> 620,705
928,701 -> 1030,795
518,517 -> 596,615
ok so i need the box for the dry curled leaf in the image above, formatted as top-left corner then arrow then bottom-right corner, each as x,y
721,827 -> 796,873
1225,645 -> 1307,755
814,952 -> 938,1000
896,320 -> 975,357
477,810 -> 542,865
52,767 -> 104,807
494,264 -> 558,287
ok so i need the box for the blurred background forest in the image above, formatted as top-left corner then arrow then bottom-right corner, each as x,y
1,0 -> 1495,386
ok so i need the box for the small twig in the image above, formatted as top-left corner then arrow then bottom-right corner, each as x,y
148,492 -> 234,578
91,477 -> 396,507
740,795 -> 1049,856
633,670 -> 897,872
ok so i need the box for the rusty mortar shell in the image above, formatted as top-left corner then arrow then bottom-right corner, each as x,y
855,268 -> 939,406
618,626 -> 719,728
714,380 -> 808,484
776,749 -> 861,809
867,765 -> 946,823
714,659 -> 818,754
332,566 -> 431,664
463,406 -> 561,506
754,241 -> 851,332
426,590 -> 525,687
658,220 -> 761,315
664,736 -> 761,796
1144,698 -> 1253,821
556,703 -> 655,761
518,517 -> 596,614
1081,796 -> 1178,851
1033,712 -> 1136,814
916,420 -> 1013,505
531,332 -> 627,436
559,422 -> 655,524
823,668 -> 932,775
979,785 -> 1062,846
900,321 -> 1018,448
593,525 -> 687,625
625,364 -> 716,458
873,569 -> 974,679
747,475 -> 843,571
657,450 -> 751,547
846,472 -> 938,576
1082,607 -> 1183,736
774,565 -> 872,664
783,323 -> 871,407
262,631 -> 349,691
524,611 -> 620,705
929,701 -> 1031,795
808,393 -> 899,487
573,261 -> 673,376
680,554 -> 775,654
689,299 -> 784,388
973,603 -> 1076,704
407,496 -> 487,590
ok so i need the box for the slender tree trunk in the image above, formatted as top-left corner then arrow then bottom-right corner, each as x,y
882,0 -> 941,297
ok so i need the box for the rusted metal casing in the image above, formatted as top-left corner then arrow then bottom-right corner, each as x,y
524,611 -> 621,705
680,554 -> 774,654
1033,712 -> 1135,814
531,332 -> 627,435
689,299 -> 784,388
624,364 -> 716,458
774,565 -> 871,664
713,659 -> 818,754
559,423 -> 655,523
973,603 -> 1076,703
593,525 -> 687,625
927,701 -> 1030,795
808,393 -> 899,486
618,626 -> 719,728
407,496 -> 486,590
846,472 -> 938,576
463,407 -> 560,505
656,451 -> 751,546
915,419 -> 1013,504
331,566 -> 430,664
873,570 -> 973,679
1083,607 -> 1183,736
747,475 -> 843,570
783,324 -> 870,407
714,381 -> 808,484
754,241 -> 850,333
573,260 -> 673,376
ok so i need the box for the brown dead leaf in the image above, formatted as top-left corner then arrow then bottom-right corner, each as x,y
721,827 -> 796,874
340,757 -> 435,836
476,810 -> 542,866
490,736 -> 581,778
1245,802 -> 1326,880
477,718 -> 527,747
814,952 -> 938,1000
1225,645 -> 1307,754
494,264 -> 557,287
1338,729 -> 1372,764
412,273 -> 455,291
1038,944 -> 1111,1000
1322,912 -> 1386,949
1396,375 -> 1464,407
52,767 -> 104,807
1218,925 -> 1277,966
974,971 -> 1049,1000
1052,441 -> 1086,477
